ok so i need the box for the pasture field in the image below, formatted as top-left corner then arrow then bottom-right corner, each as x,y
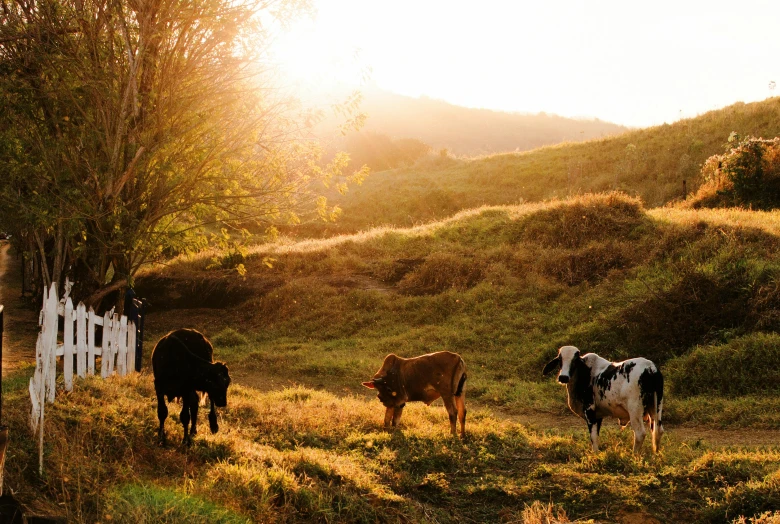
2,193 -> 780,522
1,372 -> 780,523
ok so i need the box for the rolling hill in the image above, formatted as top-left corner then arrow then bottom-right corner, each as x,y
303,96 -> 780,238
346,88 -> 629,156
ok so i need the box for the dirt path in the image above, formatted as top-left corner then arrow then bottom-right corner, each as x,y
497,408 -> 780,448
0,243 -> 38,374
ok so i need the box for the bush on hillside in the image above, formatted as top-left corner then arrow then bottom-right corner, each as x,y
690,134 -> 780,209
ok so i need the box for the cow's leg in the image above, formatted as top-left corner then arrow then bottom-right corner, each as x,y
392,403 -> 405,428
383,406 -> 395,430
156,390 -> 168,447
455,391 -> 467,438
630,407 -> 647,455
180,394 -> 192,446
208,398 -> 219,434
652,396 -> 664,453
442,395 -> 458,436
188,391 -> 199,437
585,409 -> 601,452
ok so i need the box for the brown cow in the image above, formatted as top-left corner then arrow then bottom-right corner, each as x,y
362,352 -> 467,437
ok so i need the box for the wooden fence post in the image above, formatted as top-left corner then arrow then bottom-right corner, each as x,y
126,322 -> 136,375
87,308 -> 96,376
101,312 -> 111,378
76,303 -> 87,379
63,298 -> 74,392
44,285 -> 57,404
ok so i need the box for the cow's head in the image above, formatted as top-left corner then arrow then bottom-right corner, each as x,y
543,346 -> 582,384
205,362 -> 231,408
362,354 -> 402,406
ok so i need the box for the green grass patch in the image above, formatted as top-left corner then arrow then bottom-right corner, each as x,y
107,484 -> 250,524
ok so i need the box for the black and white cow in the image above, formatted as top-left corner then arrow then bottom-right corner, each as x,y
543,345 -> 664,454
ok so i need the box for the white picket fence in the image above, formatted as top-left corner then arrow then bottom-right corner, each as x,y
29,281 -> 138,474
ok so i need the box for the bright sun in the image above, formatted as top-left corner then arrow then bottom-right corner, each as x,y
270,18 -> 367,95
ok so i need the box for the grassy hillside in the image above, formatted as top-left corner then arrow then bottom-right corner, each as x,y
329,88 -> 628,157
303,97 -> 780,237
137,193 -> 780,428
4,194 -> 780,522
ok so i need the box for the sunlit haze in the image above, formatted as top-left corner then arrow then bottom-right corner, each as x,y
270,0 -> 780,128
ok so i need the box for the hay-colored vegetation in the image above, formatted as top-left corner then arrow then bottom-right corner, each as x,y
3,371 -> 779,523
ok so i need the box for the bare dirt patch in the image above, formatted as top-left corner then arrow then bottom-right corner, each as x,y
0,243 -> 38,373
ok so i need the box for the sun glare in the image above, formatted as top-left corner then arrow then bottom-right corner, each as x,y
270,19 -> 367,97
265,0 -> 780,127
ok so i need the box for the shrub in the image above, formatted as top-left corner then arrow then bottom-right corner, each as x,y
691,134 -> 780,209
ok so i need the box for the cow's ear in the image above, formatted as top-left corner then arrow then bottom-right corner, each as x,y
362,381 -> 376,389
542,356 -> 561,376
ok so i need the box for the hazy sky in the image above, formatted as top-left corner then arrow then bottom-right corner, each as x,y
271,0 -> 780,128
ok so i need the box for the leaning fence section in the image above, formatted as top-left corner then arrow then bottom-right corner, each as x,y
29,282 -> 138,474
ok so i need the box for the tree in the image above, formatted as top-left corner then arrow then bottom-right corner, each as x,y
0,0 -> 365,308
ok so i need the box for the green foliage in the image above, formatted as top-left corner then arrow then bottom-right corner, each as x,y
693,134 -> 780,209
0,0 -> 363,303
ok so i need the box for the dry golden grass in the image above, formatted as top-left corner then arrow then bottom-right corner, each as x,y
651,206 -> 780,236
2,371 -> 779,523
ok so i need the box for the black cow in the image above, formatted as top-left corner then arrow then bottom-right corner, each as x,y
152,329 -> 231,446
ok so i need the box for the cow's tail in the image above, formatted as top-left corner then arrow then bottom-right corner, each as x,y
453,357 -> 467,397
651,371 -> 664,453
